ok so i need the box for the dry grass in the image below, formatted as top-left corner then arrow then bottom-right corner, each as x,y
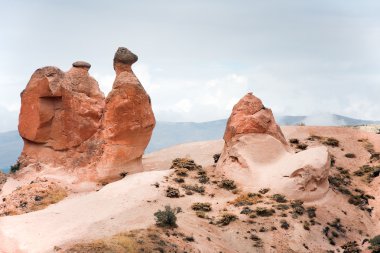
62,228 -> 195,253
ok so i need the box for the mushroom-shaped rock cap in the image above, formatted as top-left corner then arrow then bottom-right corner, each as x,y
113,47 -> 138,65
72,61 -> 91,69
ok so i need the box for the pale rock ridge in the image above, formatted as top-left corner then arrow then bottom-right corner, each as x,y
17,48 -> 155,183
218,93 -> 330,201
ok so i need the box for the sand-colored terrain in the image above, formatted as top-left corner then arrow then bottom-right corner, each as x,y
0,126 -> 379,253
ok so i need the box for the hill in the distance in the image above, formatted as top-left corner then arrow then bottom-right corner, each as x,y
1,113 -> 379,171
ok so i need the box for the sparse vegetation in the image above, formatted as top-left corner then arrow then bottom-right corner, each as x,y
171,158 -> 201,171
166,187 -> 180,198
182,184 -> 205,194
271,194 -> 287,203
216,213 -> 237,226
231,193 -> 262,206
290,200 -> 305,218
218,179 -> 237,190
306,207 -> 317,219
280,219 -> 289,230
258,188 -> 270,194
255,207 -> 275,217
213,153 -> 221,163
297,143 -> 308,150
10,162 -> 21,173
250,234 -> 263,247
191,202 -> 212,212
289,138 -> 299,144
154,205 -> 181,228
354,165 -> 380,183
369,235 -> 380,252
341,241 -> 361,253
345,153 -> 356,158
323,137 -> 340,147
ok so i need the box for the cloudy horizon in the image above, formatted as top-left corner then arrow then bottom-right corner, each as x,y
1,0 -> 380,132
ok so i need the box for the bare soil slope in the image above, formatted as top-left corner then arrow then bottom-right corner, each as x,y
0,126 -> 379,253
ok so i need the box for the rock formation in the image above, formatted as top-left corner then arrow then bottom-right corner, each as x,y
97,47 -> 156,180
217,92 -> 330,201
17,47 -> 155,183
223,93 -> 287,145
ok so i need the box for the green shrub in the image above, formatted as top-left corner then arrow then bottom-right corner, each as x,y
182,184 -> 205,194
345,153 -> 356,159
218,179 -> 237,190
213,153 -> 221,163
323,138 -> 340,147
154,205 -> 181,228
341,241 -> 361,253
255,207 -> 275,217
280,219 -> 289,230
216,213 -> 237,226
369,235 -> 380,252
191,202 -> 212,212
166,187 -> 180,198
10,162 -> 20,173
272,194 -> 287,203
306,207 -> 317,218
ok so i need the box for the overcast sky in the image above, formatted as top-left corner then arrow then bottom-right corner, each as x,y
0,0 -> 379,132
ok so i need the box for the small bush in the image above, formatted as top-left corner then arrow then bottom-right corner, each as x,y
289,138 -> 299,144
182,184 -> 205,194
191,202 -> 212,212
275,204 -> 289,211
213,153 -> 221,163
323,138 -> 340,147
195,211 -> 207,219
297,143 -> 308,150
154,205 -> 181,228
306,207 -> 317,219
272,194 -> 287,203
255,207 -> 275,217
303,221 -> 310,231
250,234 -> 263,247
174,177 -> 185,183
290,200 -> 305,216
280,219 -> 289,230
166,187 -> 180,198
240,207 -> 253,215
216,213 -> 237,226
341,241 -> 361,253
10,162 -> 21,173
258,188 -> 270,194
175,168 -> 188,177
218,179 -> 237,190
231,193 -> 262,206
369,235 -> 380,252
171,158 -> 201,170
345,153 -> 356,159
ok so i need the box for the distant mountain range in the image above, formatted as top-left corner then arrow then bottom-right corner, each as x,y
1,114 -> 379,172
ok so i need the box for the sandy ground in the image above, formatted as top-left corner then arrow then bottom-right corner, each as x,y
0,126 -> 379,253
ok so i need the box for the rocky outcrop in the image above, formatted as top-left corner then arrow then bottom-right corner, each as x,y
223,92 -> 287,145
17,47 -> 155,182
217,93 -> 330,201
97,47 -> 156,180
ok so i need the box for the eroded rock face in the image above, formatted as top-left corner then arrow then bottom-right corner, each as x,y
18,48 -> 155,182
97,47 -> 155,180
217,93 -> 330,201
223,92 -> 287,145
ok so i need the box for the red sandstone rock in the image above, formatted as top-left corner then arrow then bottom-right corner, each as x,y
223,92 -> 287,145
17,48 -> 155,183
97,47 -> 156,180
